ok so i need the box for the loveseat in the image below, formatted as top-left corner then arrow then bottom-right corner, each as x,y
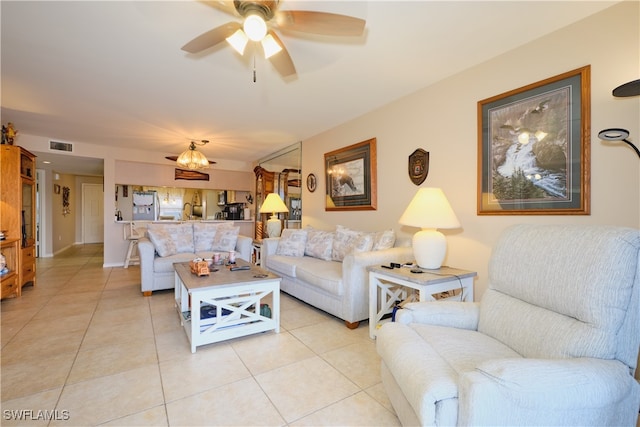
138,221 -> 252,296
261,225 -> 413,328
377,224 -> 640,426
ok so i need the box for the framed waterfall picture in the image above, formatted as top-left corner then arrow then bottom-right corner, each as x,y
477,66 -> 591,215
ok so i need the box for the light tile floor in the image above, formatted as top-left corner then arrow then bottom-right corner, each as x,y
1,244 -> 401,426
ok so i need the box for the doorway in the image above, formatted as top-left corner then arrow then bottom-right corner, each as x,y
82,183 -> 104,243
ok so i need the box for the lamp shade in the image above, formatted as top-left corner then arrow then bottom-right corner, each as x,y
399,188 -> 460,229
260,193 -> 289,238
260,193 -> 288,215
399,188 -> 460,269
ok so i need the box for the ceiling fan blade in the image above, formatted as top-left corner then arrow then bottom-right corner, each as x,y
266,31 -> 296,77
181,22 -> 241,53
200,1 -> 238,17
165,156 -> 217,165
276,10 -> 365,36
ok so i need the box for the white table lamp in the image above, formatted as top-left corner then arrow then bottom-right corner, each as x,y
399,188 -> 461,269
260,193 -> 289,238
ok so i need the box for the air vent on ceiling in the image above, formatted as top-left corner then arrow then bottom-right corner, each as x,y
49,140 -> 73,152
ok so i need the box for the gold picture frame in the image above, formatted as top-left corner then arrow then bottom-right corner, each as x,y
477,66 -> 590,215
325,138 -> 377,211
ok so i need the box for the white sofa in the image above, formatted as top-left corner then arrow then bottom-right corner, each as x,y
138,221 -> 252,295
261,226 -> 413,328
377,224 -> 640,426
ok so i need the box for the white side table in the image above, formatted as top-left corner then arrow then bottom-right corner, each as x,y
368,265 -> 476,339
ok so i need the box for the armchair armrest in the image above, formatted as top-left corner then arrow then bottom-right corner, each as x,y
395,301 -> 480,330
459,358 -> 638,424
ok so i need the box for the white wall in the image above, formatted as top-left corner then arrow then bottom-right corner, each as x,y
301,2 -> 640,300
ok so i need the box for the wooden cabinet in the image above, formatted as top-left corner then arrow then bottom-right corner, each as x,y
1,238 -> 20,299
0,145 -> 37,296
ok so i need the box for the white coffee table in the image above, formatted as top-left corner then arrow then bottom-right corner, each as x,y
174,260 -> 281,352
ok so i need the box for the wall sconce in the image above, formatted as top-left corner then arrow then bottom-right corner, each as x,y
598,128 -> 640,159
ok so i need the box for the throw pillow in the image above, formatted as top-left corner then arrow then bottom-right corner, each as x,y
351,232 -> 375,254
373,229 -> 396,251
212,226 -> 240,252
332,225 -> 377,261
304,227 -> 334,261
193,222 -> 235,252
146,226 -> 177,257
276,229 -> 308,257
153,223 -> 194,254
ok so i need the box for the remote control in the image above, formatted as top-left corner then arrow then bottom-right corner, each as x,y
230,265 -> 251,271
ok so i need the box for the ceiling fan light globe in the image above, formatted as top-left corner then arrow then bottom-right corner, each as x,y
226,29 -> 249,54
244,14 -> 267,41
262,34 -> 282,58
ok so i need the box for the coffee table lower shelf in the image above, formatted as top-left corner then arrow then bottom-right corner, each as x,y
174,262 -> 281,353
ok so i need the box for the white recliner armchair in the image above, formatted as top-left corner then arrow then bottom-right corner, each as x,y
377,224 -> 640,426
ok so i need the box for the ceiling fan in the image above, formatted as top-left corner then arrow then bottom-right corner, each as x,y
181,0 -> 366,77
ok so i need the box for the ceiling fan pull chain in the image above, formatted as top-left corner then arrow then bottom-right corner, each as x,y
253,55 -> 257,83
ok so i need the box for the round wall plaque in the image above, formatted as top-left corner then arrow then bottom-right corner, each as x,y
306,173 -> 317,192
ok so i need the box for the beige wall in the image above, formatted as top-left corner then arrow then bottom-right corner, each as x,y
301,1 -> 640,300
50,173 -> 76,254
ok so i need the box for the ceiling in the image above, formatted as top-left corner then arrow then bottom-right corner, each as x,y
1,1 -> 619,177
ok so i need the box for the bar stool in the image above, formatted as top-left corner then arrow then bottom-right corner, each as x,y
124,222 -> 144,268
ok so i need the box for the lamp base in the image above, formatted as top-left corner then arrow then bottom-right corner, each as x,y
266,215 -> 282,238
412,229 -> 447,269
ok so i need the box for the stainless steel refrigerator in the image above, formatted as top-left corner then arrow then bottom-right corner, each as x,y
132,191 -> 159,221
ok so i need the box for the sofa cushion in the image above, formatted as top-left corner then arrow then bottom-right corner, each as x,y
212,226 -> 240,252
267,255 -> 299,277
295,257 -> 343,296
304,227 -> 334,261
276,228 -> 308,257
193,222 -> 235,252
153,252 -> 197,273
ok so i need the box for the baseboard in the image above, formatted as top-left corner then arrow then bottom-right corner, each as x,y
103,262 -> 125,268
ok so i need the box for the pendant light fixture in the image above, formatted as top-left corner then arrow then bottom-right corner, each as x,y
176,140 -> 210,170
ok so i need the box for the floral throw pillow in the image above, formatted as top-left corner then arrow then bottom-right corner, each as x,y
304,227 -> 334,261
212,226 -> 240,252
193,222 -> 235,252
332,225 -> 374,262
276,229 -> 308,257
146,227 -> 177,257
373,229 -> 396,251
